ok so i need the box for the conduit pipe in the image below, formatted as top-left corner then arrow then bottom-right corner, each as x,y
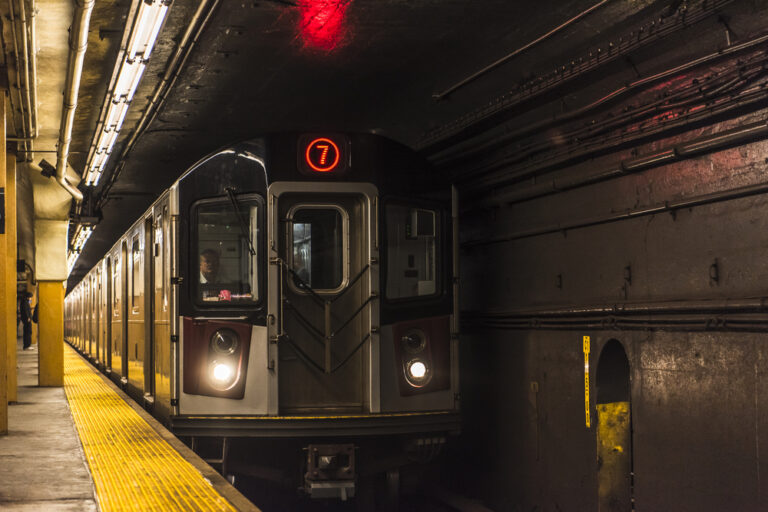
465,177 -> 768,248
476,118 -> 768,209
421,0 -> 735,152
100,0 -> 219,206
55,0 -> 94,202
467,297 -> 768,320
29,0 -> 39,137
18,0 -> 34,143
122,0 -> 217,157
434,31 -> 768,166
463,298 -> 768,332
7,0 -> 28,144
432,0 -> 613,100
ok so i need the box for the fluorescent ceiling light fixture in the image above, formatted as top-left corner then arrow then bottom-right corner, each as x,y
105,130 -> 120,155
72,225 -> 93,251
113,60 -> 145,101
126,62 -> 146,102
84,0 -> 172,188
104,101 -> 124,129
67,225 -> 94,275
85,153 -> 109,186
115,103 -> 131,132
127,1 -> 169,62
92,168 -> 105,187
66,251 -> 79,274
96,130 -> 112,153
103,102 -> 130,132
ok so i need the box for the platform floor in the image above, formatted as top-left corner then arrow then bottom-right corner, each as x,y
0,338 -> 97,511
0,337 -> 259,512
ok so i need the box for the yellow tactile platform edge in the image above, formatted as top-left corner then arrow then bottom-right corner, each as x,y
63,344 -> 238,512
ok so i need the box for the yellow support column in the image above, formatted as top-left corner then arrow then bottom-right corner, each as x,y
5,153 -> 16,403
0,92 -> 7,433
38,281 -> 64,387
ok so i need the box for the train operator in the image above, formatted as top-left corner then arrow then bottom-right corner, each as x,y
199,249 -> 221,284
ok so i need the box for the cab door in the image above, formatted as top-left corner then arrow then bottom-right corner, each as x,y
268,183 -> 379,414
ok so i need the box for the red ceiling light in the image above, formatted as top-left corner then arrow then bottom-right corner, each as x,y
305,137 -> 340,172
298,0 -> 351,51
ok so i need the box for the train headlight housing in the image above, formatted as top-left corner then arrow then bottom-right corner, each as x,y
405,359 -> 431,387
401,329 -> 427,354
211,329 -> 239,355
209,360 -> 237,390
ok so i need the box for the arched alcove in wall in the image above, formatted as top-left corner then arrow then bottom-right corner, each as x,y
595,339 -> 632,512
597,339 -> 630,404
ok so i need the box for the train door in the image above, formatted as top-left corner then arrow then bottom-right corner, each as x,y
105,257 -> 112,370
88,277 -> 93,355
153,205 -> 171,415
93,274 -> 98,357
128,229 -> 145,392
270,184 -> 378,414
96,264 -> 105,365
114,242 -> 129,383
144,215 -> 155,402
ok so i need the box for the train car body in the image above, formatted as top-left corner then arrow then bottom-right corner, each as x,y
65,133 -> 460,499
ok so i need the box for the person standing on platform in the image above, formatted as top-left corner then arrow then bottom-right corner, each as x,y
19,292 -> 37,350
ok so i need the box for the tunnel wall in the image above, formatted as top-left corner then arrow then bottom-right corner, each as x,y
456,105 -> 768,510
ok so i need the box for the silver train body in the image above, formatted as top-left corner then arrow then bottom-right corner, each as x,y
65,133 -> 460,498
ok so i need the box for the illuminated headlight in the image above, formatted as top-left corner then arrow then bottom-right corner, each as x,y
209,360 -> 237,390
405,359 -> 431,387
211,329 -> 239,355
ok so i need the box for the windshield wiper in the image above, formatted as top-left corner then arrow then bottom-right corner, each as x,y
225,187 -> 256,256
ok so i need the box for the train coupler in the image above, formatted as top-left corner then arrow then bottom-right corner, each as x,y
304,443 -> 356,500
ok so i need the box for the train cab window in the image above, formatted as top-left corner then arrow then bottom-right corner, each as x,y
288,206 -> 347,293
195,197 -> 260,304
385,204 -> 440,299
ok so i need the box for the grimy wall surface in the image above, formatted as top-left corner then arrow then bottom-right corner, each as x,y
442,3 -> 768,510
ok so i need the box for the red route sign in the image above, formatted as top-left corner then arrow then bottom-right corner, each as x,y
305,137 -> 340,172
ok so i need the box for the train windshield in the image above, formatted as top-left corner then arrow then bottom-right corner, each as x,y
195,197 -> 260,304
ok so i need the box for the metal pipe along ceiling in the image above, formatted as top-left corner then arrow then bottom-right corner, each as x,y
7,0 -> 27,142
18,0 -> 33,143
29,0 -> 39,137
55,0 -> 94,202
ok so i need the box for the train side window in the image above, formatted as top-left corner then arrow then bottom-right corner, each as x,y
113,255 -> 120,313
288,205 -> 347,293
194,196 -> 260,304
131,235 -> 141,313
385,204 -> 440,299
160,208 -> 169,311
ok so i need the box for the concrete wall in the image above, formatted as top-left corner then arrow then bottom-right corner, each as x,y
447,7 -> 768,504
455,115 -> 768,509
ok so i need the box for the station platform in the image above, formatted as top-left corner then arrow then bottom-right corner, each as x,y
0,337 -> 259,512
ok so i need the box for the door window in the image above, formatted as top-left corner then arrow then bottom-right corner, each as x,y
289,206 -> 347,293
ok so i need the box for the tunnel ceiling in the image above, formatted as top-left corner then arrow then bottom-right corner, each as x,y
59,0 -> 768,287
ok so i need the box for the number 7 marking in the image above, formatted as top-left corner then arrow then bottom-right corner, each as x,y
316,144 -> 329,165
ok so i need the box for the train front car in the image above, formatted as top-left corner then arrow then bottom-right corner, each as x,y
64,132 -> 460,502
174,133 -> 460,498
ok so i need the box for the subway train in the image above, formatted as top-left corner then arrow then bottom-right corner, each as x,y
64,132 -> 460,501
